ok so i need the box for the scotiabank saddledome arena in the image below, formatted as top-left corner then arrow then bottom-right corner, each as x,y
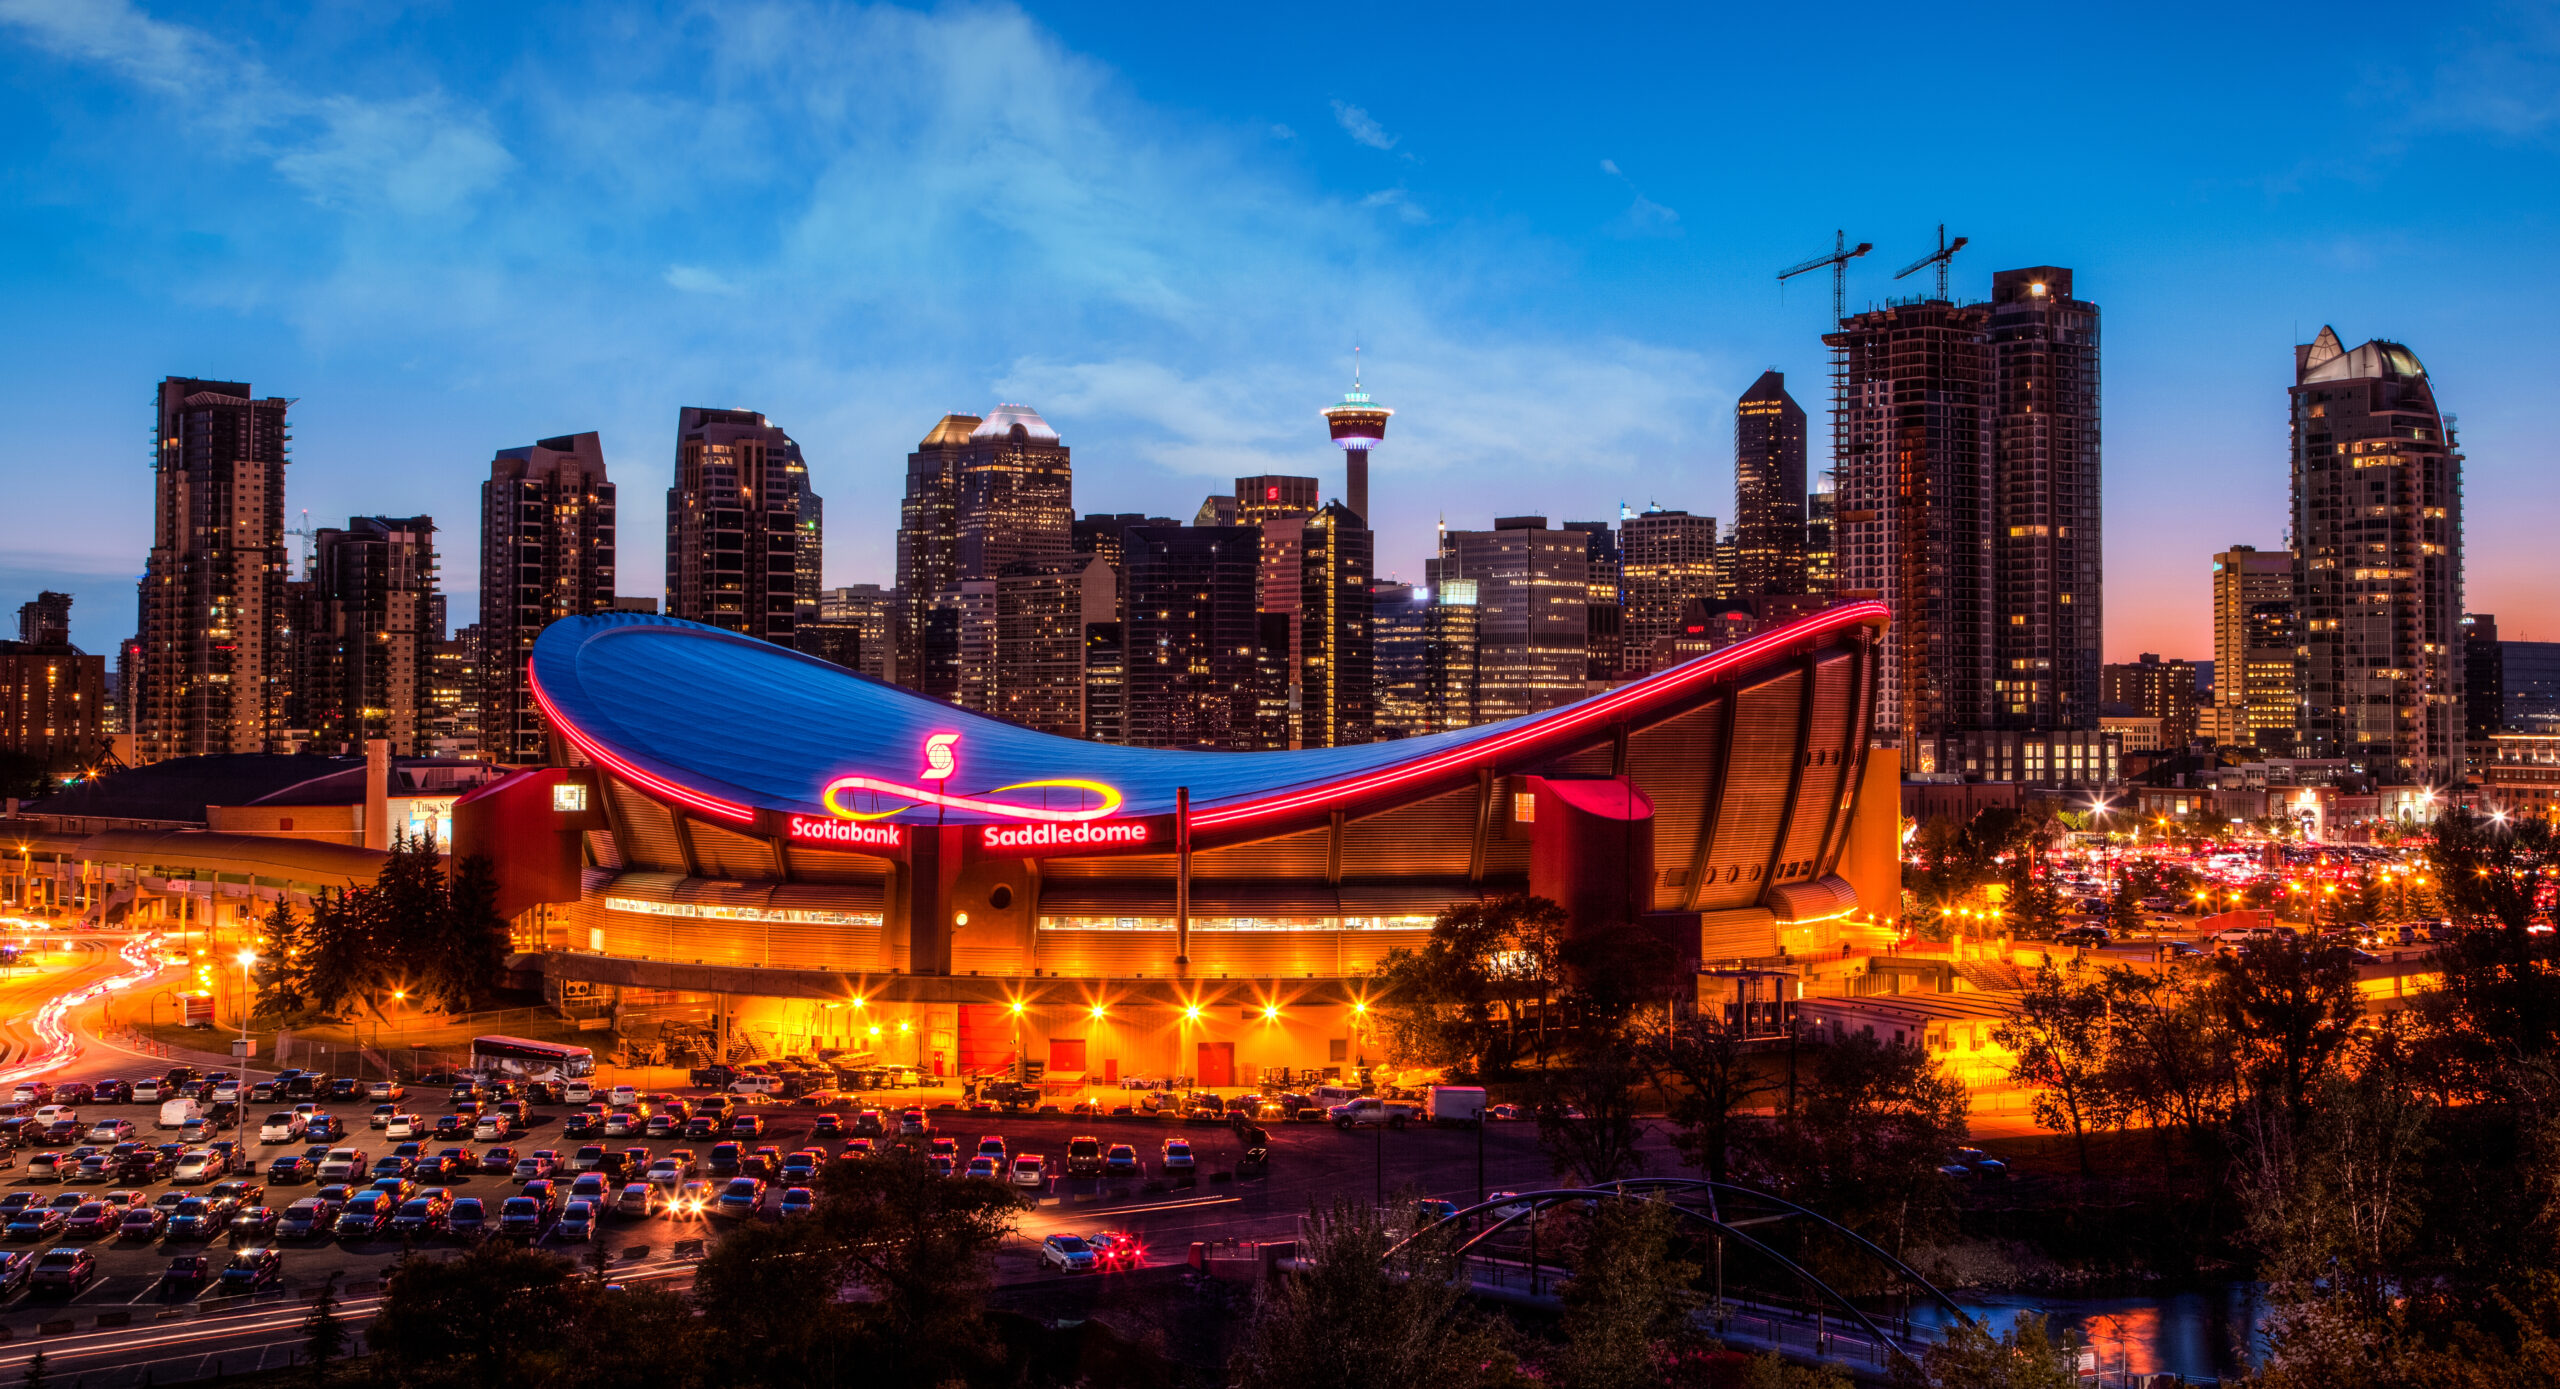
457,604 -> 1900,1086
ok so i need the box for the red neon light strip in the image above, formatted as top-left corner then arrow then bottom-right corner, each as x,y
1190,602 -> 1885,831
528,665 -> 757,824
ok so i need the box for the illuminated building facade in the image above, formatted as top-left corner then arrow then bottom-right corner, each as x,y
994,557 -> 1115,738
1120,525 -> 1274,750
665,407 -> 811,646
1429,520 -> 1592,722
2212,545 -> 2298,753
1619,509 -> 1719,673
480,431 -> 618,764
1236,475 -> 1319,527
460,602 -> 1899,1080
895,406 -> 1075,711
140,378 -> 293,762
0,591 -> 104,773
1829,300 -> 1994,764
294,517 -> 441,756
1562,521 -> 1624,680
2100,654 -> 2200,750
2289,328 -> 2465,785
1733,371 -> 1808,597
1296,504 -> 1373,748
1986,268 -> 2102,734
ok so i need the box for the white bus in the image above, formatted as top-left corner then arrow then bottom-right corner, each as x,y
470,1035 -> 597,1083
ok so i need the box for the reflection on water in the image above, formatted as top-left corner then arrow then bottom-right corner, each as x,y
1906,1284 -> 2269,1381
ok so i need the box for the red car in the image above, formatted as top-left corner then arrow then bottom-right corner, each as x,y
1091,1230 -> 1146,1271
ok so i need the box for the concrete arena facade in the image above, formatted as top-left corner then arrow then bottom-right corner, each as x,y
464,603 -> 1897,1084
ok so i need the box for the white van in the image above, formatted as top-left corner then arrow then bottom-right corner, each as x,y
156,1097 -> 204,1131
729,1075 -> 783,1096
563,1079 -> 594,1105
608,1085 -> 640,1109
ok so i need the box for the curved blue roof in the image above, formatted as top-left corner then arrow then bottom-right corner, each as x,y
530,603 -> 1886,839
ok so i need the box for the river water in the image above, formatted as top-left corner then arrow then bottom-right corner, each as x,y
1905,1284 -> 2270,1382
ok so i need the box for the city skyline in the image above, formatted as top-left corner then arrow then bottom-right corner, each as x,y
3,3 -> 2556,661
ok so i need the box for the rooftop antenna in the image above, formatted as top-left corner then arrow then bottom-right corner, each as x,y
1892,224 -> 1970,300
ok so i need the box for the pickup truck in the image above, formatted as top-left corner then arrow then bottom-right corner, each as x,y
1327,1097 -> 1418,1131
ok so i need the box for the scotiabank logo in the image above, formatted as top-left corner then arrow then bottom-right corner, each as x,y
788,815 -> 905,851
981,821 -> 1149,852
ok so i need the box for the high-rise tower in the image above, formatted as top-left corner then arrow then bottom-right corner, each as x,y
480,432 -> 617,762
2290,328 -> 2464,785
1297,503 -> 1374,748
1828,300 -> 1994,763
1619,508 -> 1719,673
894,406 -> 1073,706
295,516 -> 440,756
1733,371 -> 1809,597
1986,267 -> 2102,733
2211,545 -> 2297,753
1322,360 -> 1392,527
140,377 -> 293,761
665,407 -> 812,645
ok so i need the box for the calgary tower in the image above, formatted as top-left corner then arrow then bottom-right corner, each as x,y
1320,351 -> 1392,526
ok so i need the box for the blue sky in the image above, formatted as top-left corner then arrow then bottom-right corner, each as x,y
3,0 -> 2555,660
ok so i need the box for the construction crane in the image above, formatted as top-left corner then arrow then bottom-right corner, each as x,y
285,508 -> 317,581
1778,230 -> 1873,322
1892,224 -> 1969,300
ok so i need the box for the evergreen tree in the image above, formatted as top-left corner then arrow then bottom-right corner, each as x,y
254,898 -> 315,1020
302,1271 -> 348,1387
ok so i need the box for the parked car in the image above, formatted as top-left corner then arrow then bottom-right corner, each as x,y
1103,1143 -> 1138,1178
715,1177 -> 765,1217
1040,1233 -> 1096,1272
227,1206 -> 280,1243
498,1195 -> 548,1238
218,1246 -> 283,1291
391,1190 -> 453,1236
1010,1155 -> 1046,1188
118,1204 -> 168,1239
160,1253 -> 210,1289
447,1196 -> 489,1240
334,1194 -> 393,1239
85,1118 -> 134,1144
1160,1140 -> 1196,1172
553,1199 -> 597,1243
276,1199 -> 335,1239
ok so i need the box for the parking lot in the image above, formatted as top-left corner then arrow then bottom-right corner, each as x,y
0,1072 -> 1563,1344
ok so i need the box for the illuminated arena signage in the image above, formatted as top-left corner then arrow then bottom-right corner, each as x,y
786,816 -> 906,851
979,821 -> 1151,853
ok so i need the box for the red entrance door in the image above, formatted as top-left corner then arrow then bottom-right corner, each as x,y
1047,1038 -> 1087,1074
1196,1041 -> 1234,1088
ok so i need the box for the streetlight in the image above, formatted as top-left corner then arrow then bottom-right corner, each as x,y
235,949 -> 257,1056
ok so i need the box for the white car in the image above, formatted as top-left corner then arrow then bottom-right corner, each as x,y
132,1080 -> 164,1103
614,1182 -> 660,1217
85,1120 -> 133,1144
258,1113 -> 305,1143
563,1081 -> 593,1105
608,1085 -> 640,1109
1488,1192 -> 1533,1220
316,1148 -> 365,1182
32,1106 -> 76,1126
385,1113 -> 418,1139
1010,1155 -> 1046,1188
1040,1234 -> 1096,1272
172,1149 -> 220,1184
211,1079 -> 241,1103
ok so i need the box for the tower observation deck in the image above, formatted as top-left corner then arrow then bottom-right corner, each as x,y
1321,362 -> 1392,527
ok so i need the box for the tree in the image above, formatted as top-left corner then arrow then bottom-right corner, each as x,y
811,1146 -> 1028,1383
18,1349 -> 43,1389
688,1219 -> 864,1385
1558,920 -> 1677,1035
1993,958 -> 2124,1176
428,853 -> 511,1010
1230,1195 -> 1521,1389
1368,894 -> 1571,1077
2237,1070 -> 2435,1382
1753,1034 -> 1970,1266
254,898 -> 315,1021
2411,811 -> 2560,1099
2095,965 -> 2236,1158
369,1240 -> 585,1387
301,1271 -> 349,1387
1552,1197 -> 1703,1389
1534,1034 -> 1652,1185
1886,1312 -> 2077,1389
2211,937 -> 2363,1115
1643,1015 -> 1773,1186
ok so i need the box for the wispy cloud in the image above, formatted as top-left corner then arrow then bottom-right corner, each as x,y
0,0 -> 511,214
0,1 -> 1738,597
1599,157 -> 1681,239
1331,98 -> 1399,151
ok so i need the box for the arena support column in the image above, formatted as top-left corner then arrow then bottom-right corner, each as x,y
1175,786 -> 1191,968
